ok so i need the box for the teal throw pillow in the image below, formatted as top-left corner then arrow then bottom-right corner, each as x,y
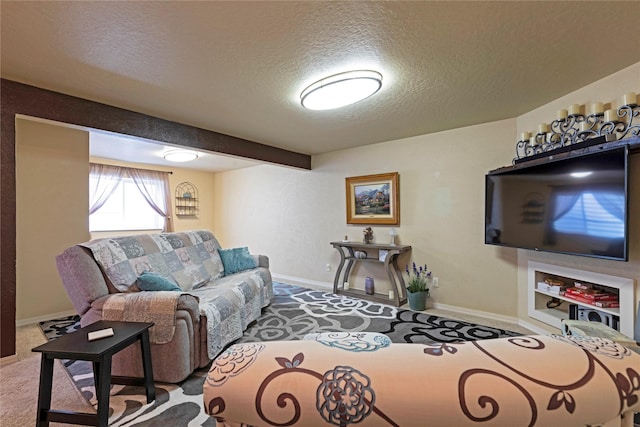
137,271 -> 182,292
218,247 -> 257,276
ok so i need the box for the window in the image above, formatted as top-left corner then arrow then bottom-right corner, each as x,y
88,163 -> 172,232
90,177 -> 164,231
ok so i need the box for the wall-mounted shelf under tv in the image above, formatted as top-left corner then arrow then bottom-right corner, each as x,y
527,261 -> 636,337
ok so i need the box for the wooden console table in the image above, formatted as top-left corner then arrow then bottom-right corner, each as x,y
330,241 -> 411,306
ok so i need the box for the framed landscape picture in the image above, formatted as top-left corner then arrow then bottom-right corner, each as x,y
346,172 -> 399,225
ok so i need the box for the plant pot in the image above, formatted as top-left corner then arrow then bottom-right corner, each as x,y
407,290 -> 428,311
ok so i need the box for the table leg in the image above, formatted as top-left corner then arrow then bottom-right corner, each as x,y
36,355 -> 54,427
342,247 -> 355,287
332,246 -> 347,292
343,260 -> 355,284
139,331 -> 156,403
391,252 -> 408,302
92,361 -> 100,397
383,250 -> 408,305
95,357 -> 112,427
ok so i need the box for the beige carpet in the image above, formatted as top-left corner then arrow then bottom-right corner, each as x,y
0,324 -> 95,427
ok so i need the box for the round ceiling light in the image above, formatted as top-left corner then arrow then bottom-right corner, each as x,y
163,150 -> 199,162
300,70 -> 382,110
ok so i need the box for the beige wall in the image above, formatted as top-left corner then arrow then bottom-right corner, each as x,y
214,118 -> 521,317
515,62 -> 640,332
16,118 -> 90,321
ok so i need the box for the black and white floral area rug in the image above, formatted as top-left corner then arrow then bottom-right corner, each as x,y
39,282 -> 521,426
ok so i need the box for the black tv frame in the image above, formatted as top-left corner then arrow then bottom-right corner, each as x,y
485,142 -> 631,261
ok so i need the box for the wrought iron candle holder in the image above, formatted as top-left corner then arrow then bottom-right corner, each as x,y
515,96 -> 639,163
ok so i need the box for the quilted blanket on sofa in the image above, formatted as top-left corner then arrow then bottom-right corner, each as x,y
81,230 -> 225,293
194,269 -> 272,358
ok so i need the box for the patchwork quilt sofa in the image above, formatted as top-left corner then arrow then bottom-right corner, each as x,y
56,230 -> 272,383
203,332 -> 640,426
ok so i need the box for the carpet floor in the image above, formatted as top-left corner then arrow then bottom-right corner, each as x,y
39,282 -> 522,426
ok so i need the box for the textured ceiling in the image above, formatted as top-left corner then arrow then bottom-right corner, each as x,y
2,1 -> 640,162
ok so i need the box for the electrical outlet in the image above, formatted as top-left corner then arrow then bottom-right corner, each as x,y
433,277 -> 439,287
325,264 -> 331,272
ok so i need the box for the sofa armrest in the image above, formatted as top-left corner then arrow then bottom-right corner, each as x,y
56,245 -> 111,316
93,291 -> 200,316
252,254 -> 269,269
92,291 -> 201,343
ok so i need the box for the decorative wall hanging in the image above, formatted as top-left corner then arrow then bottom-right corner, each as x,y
515,92 -> 638,163
346,172 -> 399,225
175,182 -> 199,216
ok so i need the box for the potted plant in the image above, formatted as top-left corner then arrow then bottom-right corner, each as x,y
405,262 -> 431,311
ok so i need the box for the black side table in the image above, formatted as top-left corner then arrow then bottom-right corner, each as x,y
32,320 -> 155,427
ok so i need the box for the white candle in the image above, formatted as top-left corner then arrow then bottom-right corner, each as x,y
538,123 -> 549,133
556,109 -> 568,120
590,102 -> 604,115
623,92 -> 637,106
568,104 -> 581,115
604,109 -> 618,122
388,290 -> 395,300
520,131 -> 531,141
530,136 -> 538,146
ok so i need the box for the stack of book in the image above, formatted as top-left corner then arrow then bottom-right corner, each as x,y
563,282 -> 619,308
537,278 -> 569,295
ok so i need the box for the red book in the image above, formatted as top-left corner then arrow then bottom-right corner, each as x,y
576,296 -> 600,305
563,294 -> 594,305
594,301 -> 620,308
564,293 -> 618,305
564,288 -> 618,301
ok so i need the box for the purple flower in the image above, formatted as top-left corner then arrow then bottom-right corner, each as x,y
405,261 -> 432,293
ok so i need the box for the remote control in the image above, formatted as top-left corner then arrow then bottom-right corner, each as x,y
88,328 -> 114,341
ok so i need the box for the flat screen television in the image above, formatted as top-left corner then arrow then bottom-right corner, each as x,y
485,145 -> 629,261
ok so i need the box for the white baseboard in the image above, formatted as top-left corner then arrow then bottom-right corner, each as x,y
429,301 -> 521,325
16,309 -> 78,327
431,303 -> 551,334
273,273 -> 549,334
430,301 -> 539,332
517,320 -> 555,335
0,354 -> 19,366
272,274 -> 333,290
